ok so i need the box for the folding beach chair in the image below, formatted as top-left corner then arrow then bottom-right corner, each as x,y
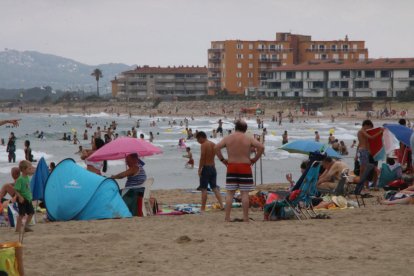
142,177 -> 154,217
285,160 -> 321,220
347,163 -> 376,207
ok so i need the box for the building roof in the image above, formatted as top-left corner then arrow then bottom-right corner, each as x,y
273,58 -> 414,72
123,65 -> 208,75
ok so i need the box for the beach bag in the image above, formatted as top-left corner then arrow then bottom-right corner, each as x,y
7,203 -> 19,228
0,240 -> 24,276
264,201 -> 295,221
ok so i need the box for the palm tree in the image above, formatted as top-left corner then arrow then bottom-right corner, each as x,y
91,68 -> 103,97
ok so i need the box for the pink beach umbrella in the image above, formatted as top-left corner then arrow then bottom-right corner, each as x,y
87,137 -> 162,162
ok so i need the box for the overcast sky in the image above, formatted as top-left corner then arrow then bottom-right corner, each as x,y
1,0 -> 413,66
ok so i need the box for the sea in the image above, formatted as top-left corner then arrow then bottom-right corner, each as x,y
0,112 -> 364,190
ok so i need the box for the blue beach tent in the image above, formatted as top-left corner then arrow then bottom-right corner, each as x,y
30,157 -> 49,201
44,159 -> 132,221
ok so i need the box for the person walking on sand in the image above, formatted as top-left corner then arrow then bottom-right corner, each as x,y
196,131 -> 224,212
215,120 -> 264,222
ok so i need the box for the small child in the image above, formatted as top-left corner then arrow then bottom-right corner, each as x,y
183,147 -> 194,169
14,160 -> 35,233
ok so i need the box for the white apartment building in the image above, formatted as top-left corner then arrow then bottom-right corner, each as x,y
252,58 -> 414,98
112,66 -> 208,99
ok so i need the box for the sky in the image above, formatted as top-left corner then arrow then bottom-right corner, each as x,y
1,0 -> 413,66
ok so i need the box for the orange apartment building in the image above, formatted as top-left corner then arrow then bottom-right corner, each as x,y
208,32 -> 368,95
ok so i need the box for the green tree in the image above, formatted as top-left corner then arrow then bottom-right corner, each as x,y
91,68 -> 103,97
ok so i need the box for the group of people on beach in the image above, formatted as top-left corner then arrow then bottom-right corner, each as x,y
2,110 -> 414,230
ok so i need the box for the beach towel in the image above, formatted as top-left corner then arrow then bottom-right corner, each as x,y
377,163 -> 402,188
367,128 -> 385,161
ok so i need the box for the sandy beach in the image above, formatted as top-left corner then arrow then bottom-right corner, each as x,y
2,99 -> 414,122
1,99 -> 414,275
1,185 -> 414,276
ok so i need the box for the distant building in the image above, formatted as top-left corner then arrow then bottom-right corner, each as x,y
251,58 -> 414,98
208,32 -> 368,95
111,65 -> 208,99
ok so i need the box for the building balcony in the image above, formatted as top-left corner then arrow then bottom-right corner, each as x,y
354,88 -> 371,92
208,56 -> 221,62
257,48 -> 292,52
306,48 -> 368,52
208,67 -> 221,72
208,76 -> 221,80
208,48 -> 223,53
258,58 -> 281,63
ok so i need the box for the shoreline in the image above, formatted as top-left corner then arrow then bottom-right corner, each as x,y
0,100 -> 413,122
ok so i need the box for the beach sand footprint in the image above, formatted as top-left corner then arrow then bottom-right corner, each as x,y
176,235 -> 192,244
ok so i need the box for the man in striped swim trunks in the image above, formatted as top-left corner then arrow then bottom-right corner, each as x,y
215,120 -> 264,222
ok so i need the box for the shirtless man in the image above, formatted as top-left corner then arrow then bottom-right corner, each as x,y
357,120 -> 383,187
196,131 -> 224,212
0,167 -> 20,201
215,120 -> 264,222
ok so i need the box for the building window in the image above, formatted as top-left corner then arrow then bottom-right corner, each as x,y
409,69 -> 414,78
290,81 -> 303,89
249,43 -> 253,50
381,70 -> 391,78
319,45 -> 325,50
321,54 -> 327,60
353,44 -> 358,49
343,91 -> 349,97
341,71 -> 350,78
342,44 -> 349,51
268,82 -> 281,89
249,63 -> 253,69
271,54 -> 277,61
236,72 -> 242,78
356,71 -> 362,77
237,82 -> 242,87
332,45 -> 337,51
332,91 -> 338,97
312,81 -> 324,89
286,72 -> 296,79
409,80 -> 414,87
236,54 -> 243,59
311,44 -> 316,50
359,54 -> 366,60
314,54 -> 319,59
340,81 -> 349,88
343,53 -> 348,59
365,70 -> 375,78
282,53 -> 287,59
377,91 -> 387,97
330,81 -> 339,88
333,54 -> 339,60
248,72 -> 253,78
355,81 -> 370,88
237,63 -> 242,69
237,43 -> 243,49
249,54 -> 253,59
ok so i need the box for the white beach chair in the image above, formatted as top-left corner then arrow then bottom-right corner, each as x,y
142,177 -> 154,217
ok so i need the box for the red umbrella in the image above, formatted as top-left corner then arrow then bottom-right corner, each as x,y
87,137 -> 162,162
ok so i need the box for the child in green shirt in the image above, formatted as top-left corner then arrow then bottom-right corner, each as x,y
14,160 -> 35,233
